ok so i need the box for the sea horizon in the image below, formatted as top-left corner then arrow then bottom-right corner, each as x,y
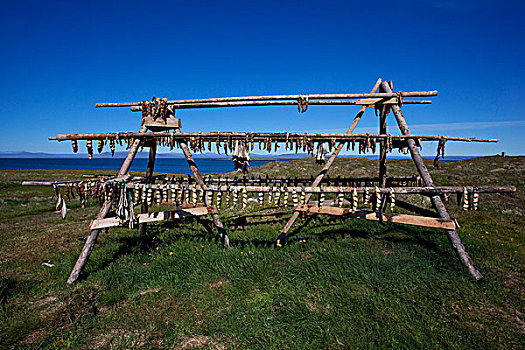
0,155 -> 495,175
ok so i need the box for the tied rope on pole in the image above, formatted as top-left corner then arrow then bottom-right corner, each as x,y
297,95 -> 309,113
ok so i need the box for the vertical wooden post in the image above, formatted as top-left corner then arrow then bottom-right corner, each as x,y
173,127 -> 230,246
378,85 -> 388,188
276,78 -> 382,245
138,142 -> 157,235
380,80 -> 482,280
67,126 -> 147,284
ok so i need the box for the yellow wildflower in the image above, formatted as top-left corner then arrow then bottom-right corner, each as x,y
169,252 -> 173,255
277,243 -> 282,247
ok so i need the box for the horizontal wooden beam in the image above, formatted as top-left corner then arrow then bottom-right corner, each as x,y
89,206 -> 215,230
126,99 -> 432,111
95,91 -> 438,108
50,131 -> 498,143
295,205 -> 456,230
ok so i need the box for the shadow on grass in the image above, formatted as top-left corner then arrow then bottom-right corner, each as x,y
75,212 -> 453,281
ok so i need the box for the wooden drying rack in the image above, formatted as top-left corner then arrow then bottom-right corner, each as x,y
36,78 -> 516,283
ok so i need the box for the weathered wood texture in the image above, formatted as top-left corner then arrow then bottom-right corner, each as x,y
96,90 -> 438,108
295,205 -> 456,230
127,98 -> 433,110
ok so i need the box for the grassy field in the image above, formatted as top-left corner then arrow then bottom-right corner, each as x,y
0,156 -> 523,349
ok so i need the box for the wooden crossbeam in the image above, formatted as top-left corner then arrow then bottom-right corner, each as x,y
96,90 -> 438,108
295,204 -> 456,230
50,132 -> 497,143
89,206 -> 215,230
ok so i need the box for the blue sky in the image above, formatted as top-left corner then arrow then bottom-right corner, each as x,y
0,0 -> 523,156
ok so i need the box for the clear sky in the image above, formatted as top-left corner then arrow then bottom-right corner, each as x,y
0,0 -> 523,156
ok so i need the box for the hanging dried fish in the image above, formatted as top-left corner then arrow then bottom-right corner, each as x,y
472,190 -> 479,210
274,187 -> 280,206
292,188 -> 298,206
216,191 -> 222,209
463,187 -> 469,211
319,188 -> 325,208
242,187 -> 247,209
225,188 -> 231,207
134,187 -> 140,203
337,190 -> 344,208
258,190 -> 264,207
155,189 -> 161,205
184,186 -> 189,204
71,140 -> 78,153
389,188 -> 395,212
206,189 -> 213,206
352,187 -> 358,212
233,188 -> 239,207
300,188 -> 306,205
198,187 -> 204,204
86,140 -> 93,159
147,187 -> 153,206
315,143 -> 327,164
170,185 -> 176,205
192,186 -> 198,206
283,188 -> 289,207
375,187 -> 382,212
110,139 -> 115,156
364,187 -> 370,205
268,187 -> 273,205
232,140 -> 250,173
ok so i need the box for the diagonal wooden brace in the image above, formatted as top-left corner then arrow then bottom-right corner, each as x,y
276,78 -> 383,245
381,80 -> 482,280
173,127 -> 230,247
67,125 -> 148,284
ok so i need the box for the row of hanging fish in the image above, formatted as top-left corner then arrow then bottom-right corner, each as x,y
126,183 -> 401,214
51,181 -> 125,219
70,136 -> 426,160
459,187 -> 480,211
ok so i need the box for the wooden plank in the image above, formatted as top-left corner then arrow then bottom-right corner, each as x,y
144,117 -> 181,130
295,205 -> 456,230
89,207 -> 214,230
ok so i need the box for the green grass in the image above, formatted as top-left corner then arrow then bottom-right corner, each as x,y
0,157 -> 523,349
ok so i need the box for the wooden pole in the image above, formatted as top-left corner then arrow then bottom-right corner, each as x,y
173,127 -> 230,247
66,125 -> 147,284
381,80 -> 483,280
276,78 -> 383,245
138,143 -> 157,235
51,132 -> 498,143
378,84 -> 388,188
95,90 -> 438,108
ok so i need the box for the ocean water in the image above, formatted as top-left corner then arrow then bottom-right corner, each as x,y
0,158 -> 290,175
0,155 -> 475,175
